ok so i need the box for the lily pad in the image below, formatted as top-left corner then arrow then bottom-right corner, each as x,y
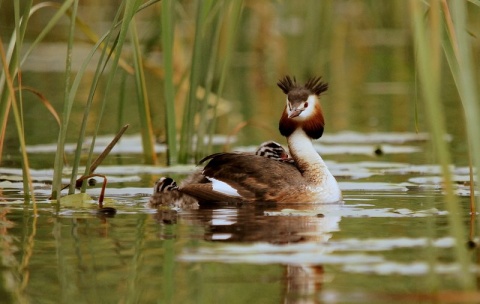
59,193 -> 96,208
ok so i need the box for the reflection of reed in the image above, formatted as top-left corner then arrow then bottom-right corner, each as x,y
0,207 -> 33,303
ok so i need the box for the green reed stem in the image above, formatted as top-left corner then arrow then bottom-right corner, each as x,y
74,0 -> 142,193
13,1 -> 24,130
1,0 -> 70,201
77,0 -> 144,191
51,0 -> 78,198
130,17 -> 157,165
409,0 -> 474,290
448,1 -> 480,213
53,0 -> 161,197
117,71 -> 128,133
19,2 -> 75,68
195,7 -> 222,160
0,0 -> 32,162
178,0 -> 215,163
0,38 -> 34,202
161,0 -> 178,165
206,0 -> 243,150
0,0 -> 79,199
66,9 -> 124,195
13,1 -> 28,197
440,0 -> 479,217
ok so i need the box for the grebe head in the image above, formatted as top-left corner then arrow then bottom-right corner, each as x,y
277,76 -> 328,139
153,177 -> 178,194
255,141 -> 290,160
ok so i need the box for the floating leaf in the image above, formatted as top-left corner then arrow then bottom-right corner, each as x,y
59,193 -> 95,208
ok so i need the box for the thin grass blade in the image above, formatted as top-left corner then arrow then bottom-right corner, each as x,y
130,17 -> 157,165
409,0 -> 474,290
161,0 -> 178,165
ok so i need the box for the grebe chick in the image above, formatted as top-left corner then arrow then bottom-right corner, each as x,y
149,177 -> 199,209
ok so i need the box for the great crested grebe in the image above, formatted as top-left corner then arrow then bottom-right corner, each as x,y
149,141 -> 292,208
150,75 -> 342,206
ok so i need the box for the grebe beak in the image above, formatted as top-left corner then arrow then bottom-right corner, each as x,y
288,108 -> 303,118
288,101 -> 308,118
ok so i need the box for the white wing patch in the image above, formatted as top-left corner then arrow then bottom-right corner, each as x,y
206,177 -> 241,197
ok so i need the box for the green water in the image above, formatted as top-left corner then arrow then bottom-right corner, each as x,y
1,138 -> 477,303
0,193 -> 472,303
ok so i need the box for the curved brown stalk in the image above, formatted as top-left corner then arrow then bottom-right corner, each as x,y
75,174 -> 107,208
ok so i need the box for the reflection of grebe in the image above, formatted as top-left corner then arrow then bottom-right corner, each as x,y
204,204 -> 341,243
176,203 -> 342,302
151,76 -> 342,205
149,141 -> 291,208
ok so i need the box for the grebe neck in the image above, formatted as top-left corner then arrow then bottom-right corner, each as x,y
287,128 -> 329,182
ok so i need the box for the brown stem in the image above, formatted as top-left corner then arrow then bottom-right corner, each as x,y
75,174 -> 107,208
88,124 -> 129,174
60,124 -> 129,191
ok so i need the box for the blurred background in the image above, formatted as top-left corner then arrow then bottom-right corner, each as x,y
1,0 -> 478,166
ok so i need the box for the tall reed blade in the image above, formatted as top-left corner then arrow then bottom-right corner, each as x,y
206,0 -> 244,151
75,0 -> 150,192
440,1 -> 478,217
52,0 -> 78,199
178,0 -> 215,163
161,0 -> 178,165
447,1 -> 480,217
66,4 -> 126,194
0,37 -> 34,203
194,6 -> 222,159
130,17 -> 157,165
409,0 -> 474,290
0,0 -> 33,161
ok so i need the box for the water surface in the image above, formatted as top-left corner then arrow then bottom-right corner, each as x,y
0,134 -> 475,303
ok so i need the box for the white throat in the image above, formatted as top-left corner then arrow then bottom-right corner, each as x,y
287,128 -> 342,202
287,129 -> 324,171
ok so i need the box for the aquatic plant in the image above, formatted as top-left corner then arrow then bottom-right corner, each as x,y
174,0 -> 243,163
410,0 -> 480,289
0,0 -> 162,200
0,0 -> 81,202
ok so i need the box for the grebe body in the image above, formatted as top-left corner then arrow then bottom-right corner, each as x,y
150,76 -> 342,206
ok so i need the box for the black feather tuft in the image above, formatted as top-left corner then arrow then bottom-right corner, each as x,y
304,76 -> 328,95
277,75 -> 297,94
278,75 -> 328,96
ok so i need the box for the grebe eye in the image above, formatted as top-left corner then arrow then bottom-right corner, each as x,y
304,102 -> 308,108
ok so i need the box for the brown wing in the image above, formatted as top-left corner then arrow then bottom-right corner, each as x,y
183,153 -> 303,203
